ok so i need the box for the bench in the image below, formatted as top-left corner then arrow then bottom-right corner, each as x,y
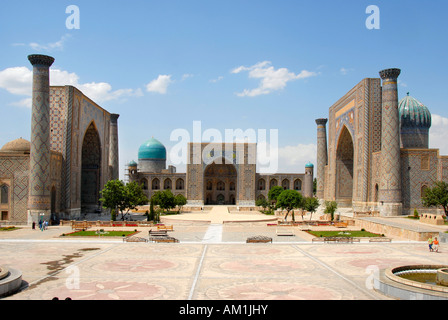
312,237 -> 325,243
247,236 -> 273,243
149,230 -> 168,237
157,225 -> 174,231
334,222 -> 348,228
369,237 -> 392,243
324,237 -> 360,243
123,236 -> 148,243
72,222 -> 89,230
150,237 -> 179,243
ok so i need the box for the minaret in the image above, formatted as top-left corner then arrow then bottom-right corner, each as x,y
378,68 -> 403,216
109,114 -> 120,181
304,162 -> 314,198
315,118 -> 328,199
27,54 -> 55,224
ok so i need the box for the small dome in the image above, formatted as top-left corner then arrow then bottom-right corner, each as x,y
399,94 -> 432,129
128,160 -> 137,167
0,138 -> 31,153
138,138 -> 166,160
305,162 -> 314,168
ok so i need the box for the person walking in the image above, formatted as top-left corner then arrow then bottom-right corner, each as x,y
428,236 -> 433,252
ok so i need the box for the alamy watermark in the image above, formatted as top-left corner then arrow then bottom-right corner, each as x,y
169,121 -> 279,173
366,5 -> 380,30
66,5 -> 80,30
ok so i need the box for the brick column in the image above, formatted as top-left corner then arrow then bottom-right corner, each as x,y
379,68 -> 403,216
27,54 -> 55,224
315,118 -> 328,200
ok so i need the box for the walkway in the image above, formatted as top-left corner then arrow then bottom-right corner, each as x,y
162,206 -> 277,224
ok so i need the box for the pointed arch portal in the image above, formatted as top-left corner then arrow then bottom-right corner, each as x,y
203,159 -> 237,205
81,122 -> 102,212
336,126 -> 354,206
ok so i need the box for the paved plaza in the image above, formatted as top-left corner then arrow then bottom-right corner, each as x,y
1,208 -> 447,301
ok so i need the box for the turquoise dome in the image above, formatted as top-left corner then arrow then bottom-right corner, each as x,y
399,94 -> 432,129
305,162 -> 314,168
138,138 -> 166,160
128,160 -> 137,167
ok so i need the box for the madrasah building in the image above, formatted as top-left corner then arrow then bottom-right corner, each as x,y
1,55 -> 447,225
316,68 -> 448,216
127,140 -> 315,207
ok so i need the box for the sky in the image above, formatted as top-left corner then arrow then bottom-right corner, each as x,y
1,0 -> 448,180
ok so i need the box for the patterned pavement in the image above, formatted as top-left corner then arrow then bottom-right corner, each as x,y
1,221 -> 447,301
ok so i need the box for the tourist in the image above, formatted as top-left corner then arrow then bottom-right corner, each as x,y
428,236 -> 433,252
433,237 -> 439,252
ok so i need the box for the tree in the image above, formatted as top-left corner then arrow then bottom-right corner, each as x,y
268,186 -> 284,203
324,201 -> 338,221
422,181 -> 448,216
303,197 -> 320,221
276,190 -> 303,222
175,194 -> 187,213
100,180 -> 149,221
255,198 -> 269,212
151,190 -> 176,213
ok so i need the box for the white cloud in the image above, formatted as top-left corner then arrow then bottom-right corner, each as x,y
430,114 -> 448,155
210,76 -> 224,83
257,141 -> 316,174
231,61 -> 318,97
181,74 -> 194,81
0,66 -> 142,108
340,67 -> 354,75
28,34 -> 71,52
146,75 -> 173,94
278,143 -> 317,173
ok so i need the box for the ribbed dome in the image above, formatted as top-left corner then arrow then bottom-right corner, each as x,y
0,138 -> 31,153
399,94 -> 432,129
138,138 -> 166,160
128,160 -> 138,167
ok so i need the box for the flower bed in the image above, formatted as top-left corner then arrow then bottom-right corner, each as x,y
307,230 -> 384,238
61,230 -> 139,237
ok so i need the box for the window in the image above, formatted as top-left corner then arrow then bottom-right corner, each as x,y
140,179 -> 148,190
217,181 -> 225,191
164,179 -> 172,190
206,181 -> 213,191
176,179 -> 185,190
152,178 -> 160,190
0,185 -> 8,204
270,179 -> 278,189
294,179 -> 302,191
282,179 -> 290,190
258,179 -> 266,191
421,185 -> 429,199
230,182 -> 236,191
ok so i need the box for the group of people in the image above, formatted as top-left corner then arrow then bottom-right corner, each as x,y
427,236 -> 440,252
32,220 -> 48,231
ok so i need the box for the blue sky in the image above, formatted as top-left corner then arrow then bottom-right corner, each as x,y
1,0 -> 448,179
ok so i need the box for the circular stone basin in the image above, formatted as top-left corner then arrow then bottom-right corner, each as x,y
0,266 -> 23,298
437,269 -> 448,287
0,267 -> 9,281
386,265 -> 448,294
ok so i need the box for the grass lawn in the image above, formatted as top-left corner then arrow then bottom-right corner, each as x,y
307,230 -> 384,238
0,226 -> 20,231
62,230 -> 138,237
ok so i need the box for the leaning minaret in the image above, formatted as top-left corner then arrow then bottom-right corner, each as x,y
109,114 -> 120,181
378,68 -> 403,216
27,54 -> 55,224
315,118 -> 328,200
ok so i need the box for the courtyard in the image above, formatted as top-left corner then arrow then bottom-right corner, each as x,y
1,207 -> 447,301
